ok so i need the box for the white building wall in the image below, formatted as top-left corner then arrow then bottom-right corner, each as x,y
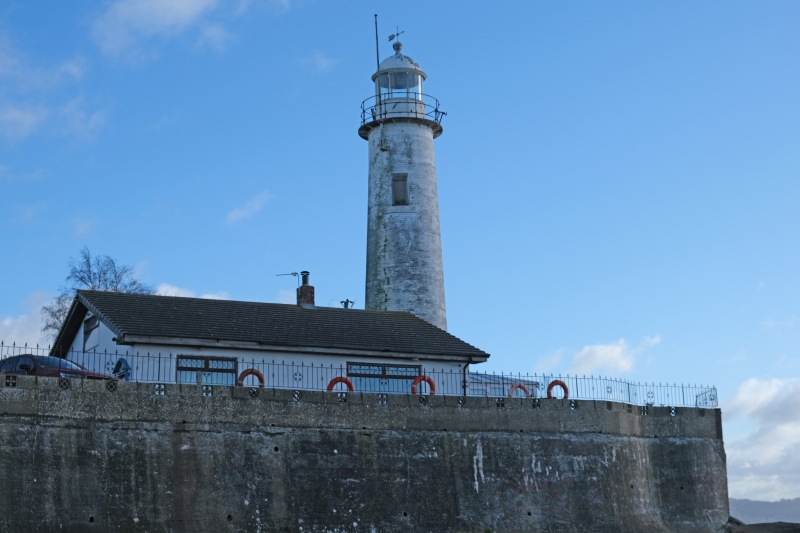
365,120 -> 447,330
63,311 -> 464,395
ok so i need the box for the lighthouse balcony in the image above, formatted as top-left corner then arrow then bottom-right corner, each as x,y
360,93 -> 446,126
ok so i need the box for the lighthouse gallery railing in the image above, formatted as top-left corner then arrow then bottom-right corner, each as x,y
360,93 -> 446,125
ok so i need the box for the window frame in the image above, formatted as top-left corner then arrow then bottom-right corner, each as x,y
346,362 -> 421,379
176,355 -> 238,386
14,355 -> 36,373
391,173 -> 408,206
0,357 -> 17,373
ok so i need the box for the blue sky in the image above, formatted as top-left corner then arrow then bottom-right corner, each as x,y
1,0 -> 799,500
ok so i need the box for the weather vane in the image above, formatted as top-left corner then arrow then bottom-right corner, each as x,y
388,27 -> 404,42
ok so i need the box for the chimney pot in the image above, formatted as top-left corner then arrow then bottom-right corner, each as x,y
297,271 -> 315,306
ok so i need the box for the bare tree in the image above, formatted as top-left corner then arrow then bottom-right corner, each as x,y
41,247 -> 154,338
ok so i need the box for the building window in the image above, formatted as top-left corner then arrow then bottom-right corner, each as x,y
346,362 -> 422,393
84,315 -> 99,351
392,174 -> 408,206
347,363 -> 420,378
176,356 -> 237,386
14,356 -> 36,374
0,358 -> 14,373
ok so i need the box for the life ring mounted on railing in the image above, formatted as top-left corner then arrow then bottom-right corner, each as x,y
508,382 -> 531,398
410,375 -> 436,396
327,376 -> 355,392
237,368 -> 265,388
546,380 -> 569,400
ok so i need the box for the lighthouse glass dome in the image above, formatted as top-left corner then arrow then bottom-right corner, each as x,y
359,42 -> 445,132
375,71 -> 423,101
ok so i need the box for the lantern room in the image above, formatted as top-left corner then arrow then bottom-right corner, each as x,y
359,40 -> 445,139
373,41 -> 425,101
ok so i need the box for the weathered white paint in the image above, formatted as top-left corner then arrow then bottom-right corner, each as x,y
363,46 -> 447,331
530,454 -> 540,492
473,440 -> 484,493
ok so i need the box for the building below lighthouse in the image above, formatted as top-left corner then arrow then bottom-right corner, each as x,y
359,40 -> 448,330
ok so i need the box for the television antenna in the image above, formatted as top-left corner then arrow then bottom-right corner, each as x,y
276,272 -> 299,287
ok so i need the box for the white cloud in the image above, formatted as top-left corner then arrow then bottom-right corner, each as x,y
59,97 -> 107,139
11,203 -> 49,224
91,0 -> 294,58
0,33 -> 101,142
93,0 -> 223,56
73,218 -> 94,237
725,378 -> 800,501
0,291 -> 51,348
200,291 -> 231,300
156,283 -> 230,300
533,349 -> 564,374
567,335 -> 660,375
156,283 -> 195,297
777,354 -> 800,369
762,315 -> 799,330
198,24 -> 234,51
302,51 -> 338,73
0,98 -> 105,141
0,105 -> 48,140
0,166 -> 45,182
225,191 -> 271,225
56,60 -> 86,82
276,289 -> 295,304
268,0 -> 290,10
0,34 -> 85,89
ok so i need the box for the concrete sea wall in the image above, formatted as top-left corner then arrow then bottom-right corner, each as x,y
0,375 -> 728,532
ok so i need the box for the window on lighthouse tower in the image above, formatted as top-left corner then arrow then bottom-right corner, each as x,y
392,174 -> 408,206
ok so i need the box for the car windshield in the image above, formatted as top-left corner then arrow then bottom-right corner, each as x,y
36,356 -> 85,371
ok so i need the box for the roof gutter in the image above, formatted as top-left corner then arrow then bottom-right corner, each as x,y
115,334 -> 489,364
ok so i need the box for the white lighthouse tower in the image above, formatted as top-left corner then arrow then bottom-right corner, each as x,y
359,39 -> 448,330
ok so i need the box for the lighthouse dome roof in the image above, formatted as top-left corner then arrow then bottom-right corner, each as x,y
375,42 -> 426,78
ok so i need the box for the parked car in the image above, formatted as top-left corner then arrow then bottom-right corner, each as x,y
0,355 -> 117,380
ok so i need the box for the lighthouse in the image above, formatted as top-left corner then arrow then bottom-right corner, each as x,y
359,39 -> 448,330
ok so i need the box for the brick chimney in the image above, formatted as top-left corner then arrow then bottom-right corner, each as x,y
296,271 -> 315,307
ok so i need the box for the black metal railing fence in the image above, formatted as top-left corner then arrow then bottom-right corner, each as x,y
360,93 -> 446,125
0,342 -> 717,407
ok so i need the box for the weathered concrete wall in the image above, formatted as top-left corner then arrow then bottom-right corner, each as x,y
365,119 -> 447,330
0,375 -> 728,532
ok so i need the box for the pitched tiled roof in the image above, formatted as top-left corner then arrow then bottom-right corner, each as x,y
57,290 -> 488,362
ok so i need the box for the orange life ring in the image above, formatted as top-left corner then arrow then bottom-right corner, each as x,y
410,375 -> 436,395
508,382 -> 531,398
327,376 -> 355,392
547,380 -> 568,399
237,368 -> 265,387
